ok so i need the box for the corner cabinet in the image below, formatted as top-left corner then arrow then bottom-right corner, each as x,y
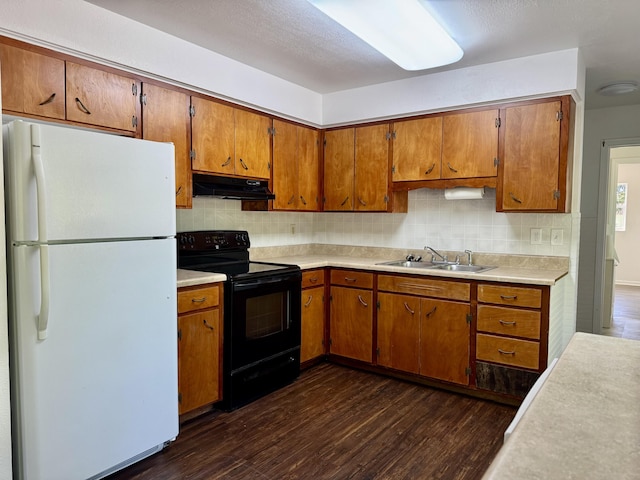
497,96 -> 574,212
191,96 -> 272,180
141,83 -> 192,208
177,283 -> 223,417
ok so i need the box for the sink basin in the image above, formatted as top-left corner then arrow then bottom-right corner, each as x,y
434,264 -> 496,273
376,260 -> 438,269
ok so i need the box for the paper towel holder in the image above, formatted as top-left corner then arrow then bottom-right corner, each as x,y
444,187 -> 485,200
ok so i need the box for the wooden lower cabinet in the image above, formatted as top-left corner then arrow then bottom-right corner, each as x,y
329,285 -> 373,363
301,269 -> 326,363
177,283 -> 223,416
377,293 -> 420,374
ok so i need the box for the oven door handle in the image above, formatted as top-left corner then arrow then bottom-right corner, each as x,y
233,274 -> 300,290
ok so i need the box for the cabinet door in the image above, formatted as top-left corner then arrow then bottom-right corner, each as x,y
235,109 -> 272,179
178,309 -> 222,414
329,286 -> 373,362
66,62 -> 138,132
272,119 -> 299,210
377,293 -> 420,374
392,116 -> 442,181
501,100 -> 562,211
191,96 -> 235,175
142,84 -> 191,208
0,44 -> 65,119
355,124 -> 390,211
324,128 -> 355,211
442,109 -> 498,179
301,286 -> 325,363
297,126 -> 320,211
419,298 -> 470,385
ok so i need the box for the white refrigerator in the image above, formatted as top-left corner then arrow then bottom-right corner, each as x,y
3,120 -> 179,480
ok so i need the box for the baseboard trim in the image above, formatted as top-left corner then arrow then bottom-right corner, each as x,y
615,281 -> 640,287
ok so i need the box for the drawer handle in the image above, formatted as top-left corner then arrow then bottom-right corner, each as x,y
425,162 -> 435,175
304,295 -> 313,307
500,295 -> 518,300
498,320 -> 517,326
308,277 -> 319,284
425,306 -> 437,317
498,349 -> 516,356
221,156 -> 232,167
357,295 -> 368,307
403,302 -> 415,315
344,277 -> 357,283
398,283 -> 441,292
191,297 -> 207,303
39,93 -> 56,106
203,319 -> 214,331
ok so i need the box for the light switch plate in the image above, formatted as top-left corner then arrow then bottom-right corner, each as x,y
530,228 -> 543,245
551,228 -> 563,245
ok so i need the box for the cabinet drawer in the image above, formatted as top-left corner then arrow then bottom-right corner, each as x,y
378,275 -> 469,301
476,333 -> 539,370
477,305 -> 541,340
178,285 -> 220,314
478,284 -> 542,308
330,270 -> 373,289
302,269 -> 325,289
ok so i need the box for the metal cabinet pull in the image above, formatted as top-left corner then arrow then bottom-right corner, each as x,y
176,185 -> 183,197
498,349 -> 516,355
357,295 -> 368,307
75,97 -> 91,115
304,295 -> 313,307
509,192 -> 523,204
340,196 -> 350,206
500,295 -> 518,300
357,197 -> 367,206
39,93 -> 56,106
300,195 -> 307,205
403,302 -> 415,315
221,156 -> 232,167
425,163 -> 435,175
287,195 -> 295,205
344,277 -> 357,283
446,162 -> 458,173
499,320 -> 517,326
191,297 -> 206,303
203,319 -> 214,330
239,158 -> 249,170
425,306 -> 437,317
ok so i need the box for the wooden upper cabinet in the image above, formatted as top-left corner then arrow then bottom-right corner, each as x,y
498,97 -> 571,212
191,97 -> 271,179
442,109 -> 499,179
392,116 -> 443,182
324,128 -> 355,211
141,83 -> 191,208
272,119 -> 320,211
66,62 -> 138,132
0,43 -> 65,119
355,124 -> 390,211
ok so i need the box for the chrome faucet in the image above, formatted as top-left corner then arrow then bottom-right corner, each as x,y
464,249 -> 473,265
424,246 -> 447,263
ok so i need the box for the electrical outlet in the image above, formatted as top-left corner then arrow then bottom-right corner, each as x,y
290,224 -> 296,235
551,228 -> 563,245
530,228 -> 543,245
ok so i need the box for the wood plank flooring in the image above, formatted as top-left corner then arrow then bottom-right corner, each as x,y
108,364 -> 516,480
602,285 -> 640,340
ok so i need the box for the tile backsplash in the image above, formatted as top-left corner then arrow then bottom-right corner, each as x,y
177,188 -> 572,256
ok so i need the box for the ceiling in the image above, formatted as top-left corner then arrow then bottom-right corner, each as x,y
87,0 -> 640,110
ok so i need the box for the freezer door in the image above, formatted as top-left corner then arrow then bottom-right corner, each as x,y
9,238 -> 178,480
3,120 -> 176,243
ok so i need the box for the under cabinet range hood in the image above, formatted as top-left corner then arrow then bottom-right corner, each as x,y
192,173 -> 275,200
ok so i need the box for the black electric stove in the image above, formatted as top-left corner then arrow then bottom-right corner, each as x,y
177,230 -> 302,410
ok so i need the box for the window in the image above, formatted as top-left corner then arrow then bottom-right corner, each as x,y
615,183 -> 628,231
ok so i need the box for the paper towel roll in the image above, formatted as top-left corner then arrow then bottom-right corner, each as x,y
444,187 -> 485,200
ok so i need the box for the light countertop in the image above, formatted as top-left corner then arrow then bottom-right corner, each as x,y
177,269 -> 226,288
482,332 -> 640,479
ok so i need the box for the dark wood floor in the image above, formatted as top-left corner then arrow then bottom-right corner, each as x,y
108,363 -> 515,480
602,285 -> 640,340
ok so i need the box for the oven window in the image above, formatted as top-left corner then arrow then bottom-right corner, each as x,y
245,291 -> 289,339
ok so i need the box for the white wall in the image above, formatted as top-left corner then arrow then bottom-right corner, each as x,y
615,163 -> 640,285
578,104 -> 640,332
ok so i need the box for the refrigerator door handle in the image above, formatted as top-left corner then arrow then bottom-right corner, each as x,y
37,245 -> 51,340
31,124 -> 51,339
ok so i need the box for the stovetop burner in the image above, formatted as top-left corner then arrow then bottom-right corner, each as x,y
177,230 -> 299,280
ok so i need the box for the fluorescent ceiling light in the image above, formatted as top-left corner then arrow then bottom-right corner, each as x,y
306,0 -> 463,71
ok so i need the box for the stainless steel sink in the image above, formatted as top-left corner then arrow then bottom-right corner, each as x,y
434,264 -> 496,273
376,260 -> 438,269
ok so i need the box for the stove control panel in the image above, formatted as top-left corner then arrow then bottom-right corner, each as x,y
177,230 -> 250,251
